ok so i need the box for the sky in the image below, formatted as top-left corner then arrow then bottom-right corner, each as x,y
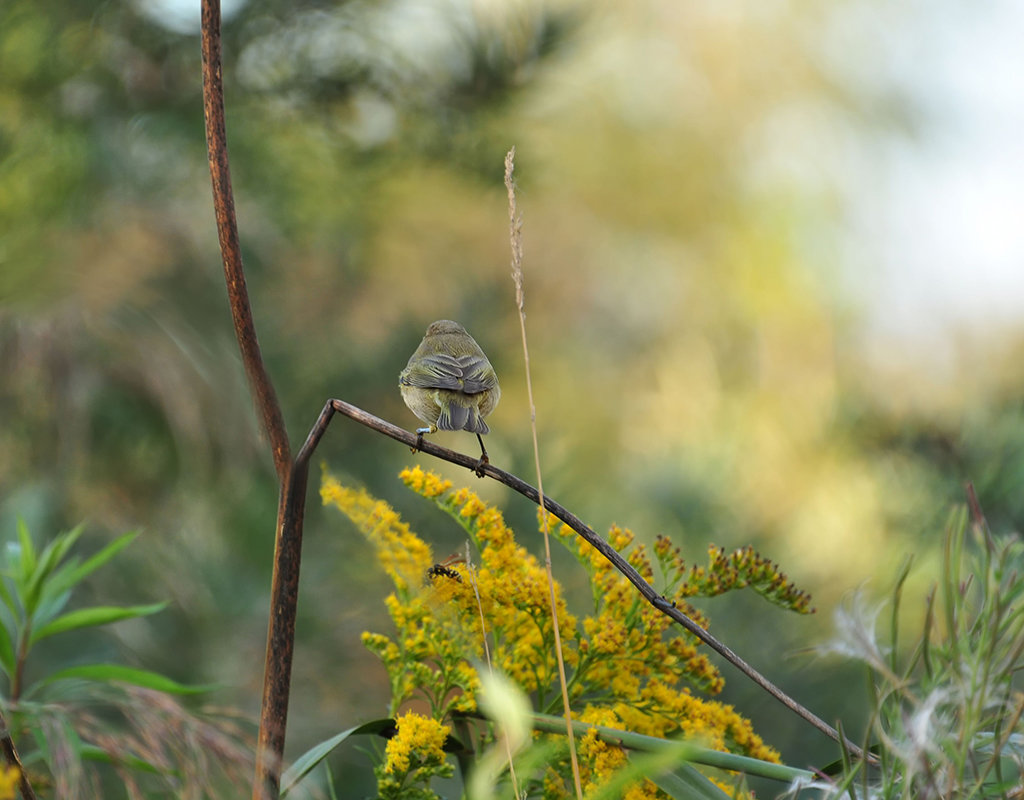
851,0 -> 1024,350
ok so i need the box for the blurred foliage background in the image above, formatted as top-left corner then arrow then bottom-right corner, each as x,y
2,0 -> 1023,793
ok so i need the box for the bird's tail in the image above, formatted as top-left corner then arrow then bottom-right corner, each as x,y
437,402 -> 489,435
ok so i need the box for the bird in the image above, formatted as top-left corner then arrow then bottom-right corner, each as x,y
399,320 -> 500,473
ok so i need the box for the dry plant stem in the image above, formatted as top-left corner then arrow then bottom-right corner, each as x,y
965,482 -> 986,532
201,3 -> 302,797
0,707 -> 37,799
200,0 -> 290,479
505,148 -> 584,800
309,399 -> 869,761
466,564 -> 521,796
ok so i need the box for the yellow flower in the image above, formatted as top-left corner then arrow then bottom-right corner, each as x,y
383,712 -> 450,776
0,767 -> 18,800
400,466 -> 452,498
326,468 -> 790,800
587,615 -> 628,654
321,473 -> 434,592
622,783 -> 661,800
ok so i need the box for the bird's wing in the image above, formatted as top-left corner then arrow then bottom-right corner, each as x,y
400,353 -> 468,390
400,353 -> 497,394
455,354 -> 498,394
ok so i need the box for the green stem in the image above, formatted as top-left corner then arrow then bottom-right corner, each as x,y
531,712 -> 814,784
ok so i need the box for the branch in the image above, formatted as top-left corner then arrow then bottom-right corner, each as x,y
311,399 -> 870,762
200,0 -> 290,479
200,3 -> 305,798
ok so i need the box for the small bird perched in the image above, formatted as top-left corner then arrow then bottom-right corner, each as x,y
399,319 -> 500,472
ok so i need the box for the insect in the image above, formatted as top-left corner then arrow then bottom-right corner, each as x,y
426,554 -> 465,583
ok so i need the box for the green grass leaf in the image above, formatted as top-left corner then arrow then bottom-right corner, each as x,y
43,531 -> 139,601
40,664 -> 214,695
24,524 -> 84,616
648,764 -> 734,800
281,719 -> 397,797
0,620 -> 15,678
0,569 -> 18,620
31,602 -> 168,644
79,743 -> 169,775
15,518 -> 37,577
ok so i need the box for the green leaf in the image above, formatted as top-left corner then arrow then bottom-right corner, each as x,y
0,571 -> 18,620
79,744 -> 168,775
28,723 -> 51,767
31,602 -> 168,644
39,664 -> 214,695
27,712 -> 85,775
29,587 -> 72,632
650,766 -> 734,800
37,525 -> 86,582
44,531 -> 139,601
0,620 -> 15,678
23,524 -> 84,617
281,719 -> 397,797
15,518 -> 37,585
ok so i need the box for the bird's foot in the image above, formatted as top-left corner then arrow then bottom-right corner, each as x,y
410,425 -> 437,453
473,433 -> 490,477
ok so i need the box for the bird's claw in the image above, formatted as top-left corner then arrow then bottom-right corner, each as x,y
473,454 -> 489,478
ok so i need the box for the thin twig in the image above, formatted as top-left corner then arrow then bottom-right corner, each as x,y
200,3 -> 304,798
312,399 -> 870,762
505,148 -> 583,799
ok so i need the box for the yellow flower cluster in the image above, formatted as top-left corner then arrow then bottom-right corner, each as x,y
557,522 -> 723,697
324,467 -> 796,798
323,472 -> 479,717
320,475 -> 433,594
578,707 -> 630,791
0,767 -> 18,800
376,712 -> 453,800
383,712 -> 450,775
420,477 -> 580,700
655,536 -> 813,614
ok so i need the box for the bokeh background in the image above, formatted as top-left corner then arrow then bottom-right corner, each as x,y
3,0 -> 1024,793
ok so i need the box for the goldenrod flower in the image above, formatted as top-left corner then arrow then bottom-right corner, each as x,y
321,474 -> 433,593
324,467 -> 802,800
375,712 -> 453,799
0,767 -> 18,800
383,712 -> 450,775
